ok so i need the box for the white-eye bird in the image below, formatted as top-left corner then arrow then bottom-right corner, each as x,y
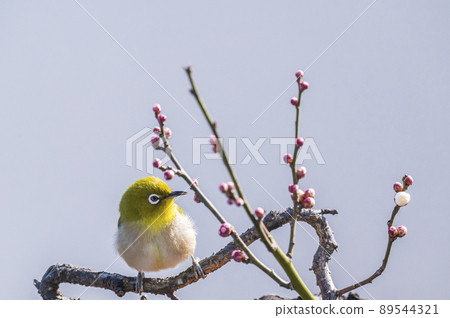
115,176 -> 204,294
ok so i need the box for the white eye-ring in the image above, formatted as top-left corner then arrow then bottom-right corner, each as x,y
148,194 -> 160,205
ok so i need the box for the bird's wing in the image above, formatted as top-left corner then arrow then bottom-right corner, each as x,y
117,216 -> 122,228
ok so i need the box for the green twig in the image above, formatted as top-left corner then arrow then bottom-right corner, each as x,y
287,79 -> 304,259
185,67 -> 315,300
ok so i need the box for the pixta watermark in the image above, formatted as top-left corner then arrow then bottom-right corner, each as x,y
126,128 -> 325,173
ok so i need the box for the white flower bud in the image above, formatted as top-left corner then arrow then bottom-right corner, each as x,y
394,191 -> 410,207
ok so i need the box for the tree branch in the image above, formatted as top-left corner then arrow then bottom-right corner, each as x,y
34,208 -> 337,300
287,74 -> 305,259
301,209 -> 339,300
336,205 -> 401,297
185,66 -> 316,300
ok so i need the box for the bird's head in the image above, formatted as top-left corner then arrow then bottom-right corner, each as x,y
119,177 -> 186,226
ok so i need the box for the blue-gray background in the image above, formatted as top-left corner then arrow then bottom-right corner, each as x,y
1,1 -> 449,300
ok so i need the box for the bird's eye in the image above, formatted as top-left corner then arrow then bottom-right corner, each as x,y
148,194 -> 160,205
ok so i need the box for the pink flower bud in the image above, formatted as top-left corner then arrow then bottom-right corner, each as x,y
227,182 -> 235,191
219,183 -> 229,193
388,226 -> 398,238
231,250 -> 246,262
284,153 -> 293,164
290,97 -> 299,106
255,207 -> 265,219
152,104 -> 161,114
163,169 -> 175,180
164,127 -> 172,139
218,222 -> 233,237
192,179 -> 199,186
296,137 -> 304,148
302,197 -> 315,208
153,127 -> 162,134
296,166 -> 307,179
158,114 -> 167,124
152,158 -> 162,168
295,70 -> 304,79
300,81 -> 309,91
403,175 -> 413,186
397,225 -> 407,238
193,194 -> 201,203
209,135 -> 217,145
151,135 -> 160,148
212,144 -> 218,153
393,182 -> 403,193
235,198 -> 244,206
227,198 -> 234,205
288,184 -> 299,193
304,188 -> 315,198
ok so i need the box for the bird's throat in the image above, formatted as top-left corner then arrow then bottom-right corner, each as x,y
142,204 -> 177,232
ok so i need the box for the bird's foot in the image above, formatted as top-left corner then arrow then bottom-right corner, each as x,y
136,271 -> 145,295
191,256 -> 206,279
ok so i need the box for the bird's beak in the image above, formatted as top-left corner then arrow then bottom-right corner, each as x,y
164,191 -> 188,200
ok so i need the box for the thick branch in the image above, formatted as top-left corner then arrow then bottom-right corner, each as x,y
35,208 -> 337,300
300,208 -> 339,300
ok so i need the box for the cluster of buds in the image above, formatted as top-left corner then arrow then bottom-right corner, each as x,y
293,70 -> 309,92
151,104 -> 173,148
393,174 -> 413,207
393,174 -> 413,193
219,182 -> 244,206
209,135 -> 218,153
388,225 -> 407,238
231,250 -> 246,262
289,186 -> 316,208
152,104 -> 167,124
153,126 -> 172,140
218,222 -> 233,237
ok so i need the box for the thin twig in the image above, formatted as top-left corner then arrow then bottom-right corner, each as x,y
287,76 -> 304,259
185,66 -> 315,300
336,205 -> 401,296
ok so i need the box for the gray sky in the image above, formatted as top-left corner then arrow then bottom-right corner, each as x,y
1,1 -> 449,300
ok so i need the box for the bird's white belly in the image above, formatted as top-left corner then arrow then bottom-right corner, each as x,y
115,214 -> 196,272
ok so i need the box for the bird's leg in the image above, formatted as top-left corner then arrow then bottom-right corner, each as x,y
136,271 -> 145,295
191,255 -> 206,279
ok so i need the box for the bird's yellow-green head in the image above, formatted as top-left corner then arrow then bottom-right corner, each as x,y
118,177 -> 186,230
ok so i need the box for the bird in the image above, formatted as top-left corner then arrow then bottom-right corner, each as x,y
115,176 -> 204,294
